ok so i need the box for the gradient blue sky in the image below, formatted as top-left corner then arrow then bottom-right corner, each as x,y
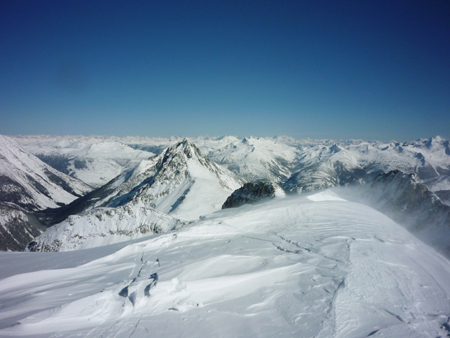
1,1 -> 449,142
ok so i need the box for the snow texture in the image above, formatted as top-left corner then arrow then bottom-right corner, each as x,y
1,192 -> 450,337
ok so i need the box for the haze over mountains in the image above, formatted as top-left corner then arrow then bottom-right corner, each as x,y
1,133 -> 450,337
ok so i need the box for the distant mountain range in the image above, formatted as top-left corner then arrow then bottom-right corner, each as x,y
15,134 -> 450,203
1,134 -> 450,255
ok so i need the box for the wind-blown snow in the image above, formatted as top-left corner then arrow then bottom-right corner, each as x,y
1,191 -> 450,337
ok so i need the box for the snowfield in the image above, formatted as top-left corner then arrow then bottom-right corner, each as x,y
1,190 -> 450,337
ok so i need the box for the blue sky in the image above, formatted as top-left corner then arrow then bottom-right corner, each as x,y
1,1 -> 449,142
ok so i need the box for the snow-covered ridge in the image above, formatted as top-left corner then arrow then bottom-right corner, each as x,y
28,200 -> 183,252
0,135 -> 91,211
1,193 -> 450,337
0,135 -> 92,251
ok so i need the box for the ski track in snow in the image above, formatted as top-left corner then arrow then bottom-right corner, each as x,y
0,191 -> 450,337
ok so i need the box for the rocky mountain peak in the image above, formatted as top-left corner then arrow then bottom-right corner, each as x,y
329,144 -> 341,153
102,139 -> 244,219
159,139 -> 207,166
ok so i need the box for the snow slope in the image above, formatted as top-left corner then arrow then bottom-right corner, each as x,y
0,135 -> 92,251
338,170 -> 450,257
28,201 -> 184,252
1,191 -> 450,337
0,135 -> 91,210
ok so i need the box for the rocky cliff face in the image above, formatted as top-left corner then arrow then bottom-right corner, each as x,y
222,182 -> 285,209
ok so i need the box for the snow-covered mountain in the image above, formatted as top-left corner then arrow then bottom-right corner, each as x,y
202,136 -> 299,183
25,139 -> 243,251
283,144 -> 367,193
0,135 -> 92,251
75,139 -> 244,221
0,135 -> 91,211
283,136 -> 450,201
27,201 -> 183,252
15,135 -> 155,188
105,139 -> 244,220
1,190 -> 450,337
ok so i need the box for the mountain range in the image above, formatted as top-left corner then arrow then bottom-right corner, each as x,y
15,134 -> 450,203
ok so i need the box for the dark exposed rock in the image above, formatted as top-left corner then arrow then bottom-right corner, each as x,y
0,202 -> 45,251
222,182 -> 284,209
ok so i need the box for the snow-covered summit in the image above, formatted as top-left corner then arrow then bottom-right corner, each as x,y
104,139 -> 244,220
2,191 -> 450,337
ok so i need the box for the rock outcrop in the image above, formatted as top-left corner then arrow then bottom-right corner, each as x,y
222,182 -> 285,209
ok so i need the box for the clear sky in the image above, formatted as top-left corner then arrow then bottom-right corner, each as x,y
1,0 -> 449,142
